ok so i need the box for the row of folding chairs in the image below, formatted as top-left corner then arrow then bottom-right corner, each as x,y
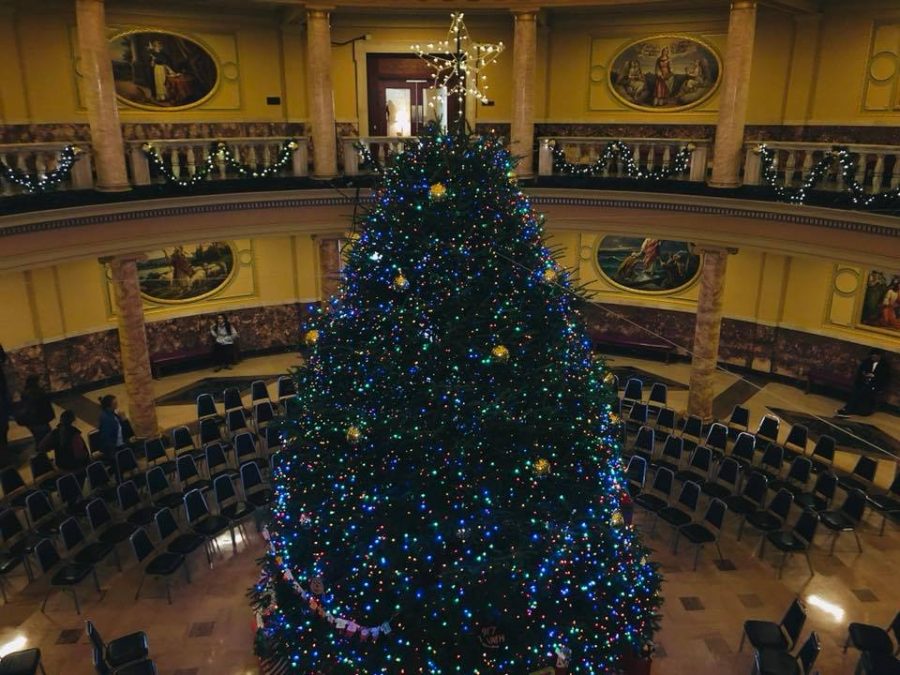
196,376 -> 296,421
0,459 -> 275,610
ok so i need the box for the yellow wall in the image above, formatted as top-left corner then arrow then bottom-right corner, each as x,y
3,3 -> 898,128
0,234 -> 320,349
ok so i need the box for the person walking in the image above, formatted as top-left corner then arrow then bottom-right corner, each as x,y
19,374 -> 54,446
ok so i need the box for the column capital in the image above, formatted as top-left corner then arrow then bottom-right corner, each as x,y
730,0 -> 757,9
307,6 -> 335,17
511,8 -> 540,19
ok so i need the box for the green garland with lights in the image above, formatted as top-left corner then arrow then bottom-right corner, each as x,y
142,139 -> 300,188
0,145 -> 83,193
757,143 -> 900,208
550,139 -> 695,180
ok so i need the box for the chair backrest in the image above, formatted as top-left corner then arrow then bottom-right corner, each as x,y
86,498 -> 112,531
656,408 -> 675,431
0,467 -> 26,495
199,418 -> 221,445
703,498 -> 727,533
250,380 -> 269,403
34,538 -> 60,573
743,472 -> 769,505
757,414 -> 780,441
85,620 -> 105,654
197,393 -> 218,419
650,467 -> 674,497
116,448 -> 138,475
716,457 -> 740,487
814,472 -> 838,500
241,462 -> 264,494
648,382 -> 667,405
130,527 -> 155,564
781,598 -> 807,650
117,481 -> 140,511
760,444 -> 783,471
625,456 -> 647,489
254,401 -> 275,426
226,408 -> 248,433
206,442 -> 228,469
769,489 -> 794,521
811,435 -> 835,463
263,425 -> 283,453
851,456 -> 878,483
841,489 -> 867,523
146,466 -> 170,497
30,453 -> 55,480
677,481 -> 701,512
234,432 -> 257,458
794,510 -> 819,545
796,631 -> 820,674
223,387 -> 243,412
26,490 -> 54,524
732,432 -> 756,461
785,424 -> 808,449
623,377 -> 643,402
184,489 -> 210,524
60,516 -> 85,551
57,473 -> 84,504
661,435 -> 683,462
0,508 -> 24,542
787,457 -> 812,484
705,423 -> 728,451
681,415 -> 703,440
155,507 -> 178,541
284,397 -> 302,418
889,611 -> 900,642
214,474 -> 238,506
144,437 -> 167,464
633,426 -> 654,453
728,405 -> 750,429
628,402 -> 648,424
276,375 -> 295,399
172,426 -> 194,452
689,446 -> 712,472
177,454 -> 201,484
87,430 -> 102,455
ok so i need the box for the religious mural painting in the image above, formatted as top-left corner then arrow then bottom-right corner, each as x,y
609,35 -> 720,111
860,269 -> 900,334
136,241 -> 236,303
597,236 -> 701,293
109,30 -> 219,110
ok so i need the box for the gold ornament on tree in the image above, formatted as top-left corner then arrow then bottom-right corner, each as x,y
346,426 -> 362,444
609,413 -> 621,425
393,271 -> 409,290
304,329 -> 320,346
532,458 -> 551,477
610,510 -> 625,527
429,182 -> 447,201
542,268 -> 558,283
491,345 -> 510,363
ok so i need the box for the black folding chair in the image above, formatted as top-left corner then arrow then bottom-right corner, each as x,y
276,375 -> 295,403
738,488 -> 793,546
627,426 -> 655,464
769,457 -> 812,496
57,473 -> 90,518
843,611 -> 900,659
250,380 -> 270,404
155,507 -> 209,568
115,448 -> 143,486
654,407 -> 676,441
704,422 -> 728,461
25,491 -> 63,538
624,456 -> 647,497
622,377 -> 643,412
756,415 -> 781,448
253,401 -> 276,434
760,509 -> 819,578
175,455 -> 211,495
701,457 -> 740,501
85,499 -> 135,570
117,481 -> 155,528
754,631 -> 820,675
130,528 -> 187,604
86,462 -> 117,504
726,405 -> 750,437
680,415 -> 703,452
198,418 -> 224,448
795,471 -> 837,513
756,444 -> 784,483
145,467 -> 185,512
213,475 -> 255,548
222,387 -> 244,413
85,620 -> 149,674
0,648 -> 46,674
739,597 -> 807,652
652,480 -> 701,543
240,462 -> 274,510
783,424 -> 809,462
868,472 -> 900,536
820,488 -> 867,554
0,509 -> 36,581
675,446 -> 712,485
647,382 -> 667,415
35,538 -> 100,614
196,393 -> 219,421
59,517 -> 116,569
143,438 -> 175,476
634,468 -> 674,516
730,432 -> 757,471
183,489 -> 230,564
652,436 -> 683,474
205,443 -> 238,484
725,471 -> 768,524
171,425 -> 204,463
0,468 -> 38,509
29,453 -> 59,494
839,456 -> 878,495
673,498 -> 727,570
808,435 -> 835,475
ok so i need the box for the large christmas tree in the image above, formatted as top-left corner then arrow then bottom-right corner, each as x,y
252,124 -> 662,673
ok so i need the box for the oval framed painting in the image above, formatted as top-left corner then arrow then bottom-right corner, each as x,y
608,35 -> 721,111
137,242 -> 236,304
597,236 -> 701,294
109,30 -> 219,110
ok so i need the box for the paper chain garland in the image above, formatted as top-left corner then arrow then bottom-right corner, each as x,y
142,139 -> 300,189
549,139 -> 695,180
756,143 -> 900,207
0,145 -> 82,193
257,527 -> 393,642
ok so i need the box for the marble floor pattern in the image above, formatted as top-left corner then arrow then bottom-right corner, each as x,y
1,352 -> 898,674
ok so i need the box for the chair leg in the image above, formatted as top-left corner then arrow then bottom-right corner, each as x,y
40,589 -> 52,613
829,532 -> 838,556
165,580 -> 172,605
804,551 -> 814,577
758,536 -> 767,559
737,518 -> 746,541
693,544 -> 702,571
230,525 -> 237,553
714,541 -> 724,562
843,633 -> 851,653
184,560 -> 192,584
739,631 -> 746,652
91,569 -> 101,594
113,547 -> 122,572
0,577 -> 7,604
39,660 -> 47,675
879,515 -> 887,537
673,530 -> 681,554
135,575 -> 145,601
71,588 -> 80,615
852,530 -> 863,553
777,552 -> 788,579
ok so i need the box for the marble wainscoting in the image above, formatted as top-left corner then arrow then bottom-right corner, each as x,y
4,302 -> 312,395
583,303 -> 900,408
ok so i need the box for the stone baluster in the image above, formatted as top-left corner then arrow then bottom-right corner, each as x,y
784,150 -> 797,186
185,146 -> 197,177
890,154 -> 900,189
537,139 -> 553,176
853,152 -> 867,189
170,147 -> 181,179
801,150 -> 814,188
662,144 -> 672,172
215,146 -> 227,179
248,145 -> 259,171
872,153 -> 885,193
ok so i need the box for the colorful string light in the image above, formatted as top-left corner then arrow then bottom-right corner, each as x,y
251,123 -> 662,673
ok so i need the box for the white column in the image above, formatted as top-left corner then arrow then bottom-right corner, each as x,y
306,7 -> 338,179
510,9 -> 538,177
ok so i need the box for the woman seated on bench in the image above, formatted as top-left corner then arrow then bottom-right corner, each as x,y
210,314 -> 239,372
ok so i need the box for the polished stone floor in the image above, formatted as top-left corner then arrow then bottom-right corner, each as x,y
1,353 -> 898,674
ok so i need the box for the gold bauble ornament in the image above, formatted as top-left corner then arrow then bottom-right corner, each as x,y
393,272 -> 409,290
542,268 -> 558,283
533,458 -> 551,476
304,329 -> 320,346
609,413 -> 621,425
640,556 -> 648,566
491,345 -> 510,363
610,510 -> 625,527
603,372 -> 617,387
429,182 -> 447,200
346,426 -> 362,444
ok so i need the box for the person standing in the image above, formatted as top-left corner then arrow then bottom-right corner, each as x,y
210,314 -> 238,371
39,409 -> 89,475
837,349 -> 890,417
19,374 -> 54,446
97,394 -> 134,461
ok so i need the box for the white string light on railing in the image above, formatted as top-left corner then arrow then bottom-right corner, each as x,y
0,145 -> 83,193
411,13 -> 504,126
142,139 -> 300,189
756,143 -> 900,208
550,139 -> 695,181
